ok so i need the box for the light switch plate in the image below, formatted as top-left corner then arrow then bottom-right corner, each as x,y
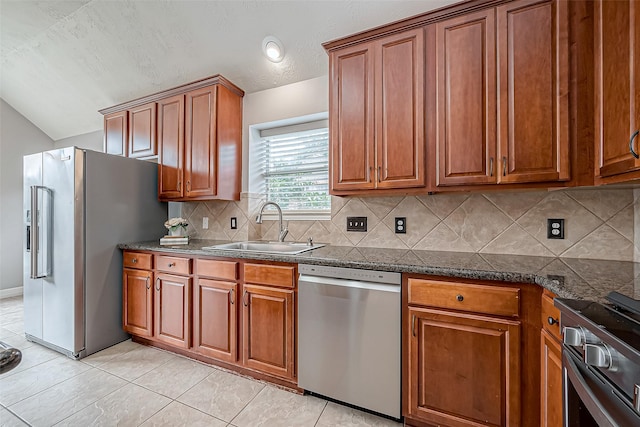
230,217 -> 237,230
346,216 -> 367,232
202,217 -> 209,229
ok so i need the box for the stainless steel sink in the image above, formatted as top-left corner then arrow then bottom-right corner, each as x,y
201,241 -> 325,255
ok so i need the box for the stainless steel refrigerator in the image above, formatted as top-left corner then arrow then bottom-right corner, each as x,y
23,147 -> 167,359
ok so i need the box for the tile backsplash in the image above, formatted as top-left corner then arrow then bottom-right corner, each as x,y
180,188 -> 640,262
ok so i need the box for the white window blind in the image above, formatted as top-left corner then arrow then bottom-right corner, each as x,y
257,126 -> 330,212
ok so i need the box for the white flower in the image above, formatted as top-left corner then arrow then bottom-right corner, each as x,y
164,217 -> 188,229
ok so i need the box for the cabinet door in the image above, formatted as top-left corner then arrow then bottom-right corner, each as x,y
242,284 -> 295,380
407,307 -> 521,427
158,95 -> 184,199
330,43 -> 376,191
595,0 -> 640,177
541,329 -> 562,427
497,0 -> 569,183
193,278 -> 237,362
185,85 -> 217,198
376,28 -> 425,189
128,102 -> 157,158
122,268 -> 153,337
435,10 -> 497,186
104,111 -> 127,156
154,273 -> 191,348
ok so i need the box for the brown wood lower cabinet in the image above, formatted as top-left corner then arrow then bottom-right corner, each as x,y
242,284 -> 295,380
122,251 -> 297,387
193,278 -> 238,362
154,273 -> 191,349
406,307 -> 521,427
541,329 -> 562,427
122,268 -> 153,337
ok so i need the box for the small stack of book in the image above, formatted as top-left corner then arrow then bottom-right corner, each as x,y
160,235 -> 189,245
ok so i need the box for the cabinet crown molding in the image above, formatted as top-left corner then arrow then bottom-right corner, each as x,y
99,74 -> 244,115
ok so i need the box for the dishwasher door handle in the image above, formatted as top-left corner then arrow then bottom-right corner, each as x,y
299,274 -> 400,294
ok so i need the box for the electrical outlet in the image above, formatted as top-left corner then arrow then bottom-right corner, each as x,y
230,217 -> 237,230
547,218 -> 564,239
395,217 -> 406,234
346,216 -> 367,232
202,217 -> 209,230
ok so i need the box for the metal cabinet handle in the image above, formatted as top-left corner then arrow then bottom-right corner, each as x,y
489,157 -> 494,177
243,290 -> 248,307
377,166 -> 381,182
168,262 -> 175,267
186,180 -> 191,192
502,157 -> 507,176
230,288 -> 235,305
132,258 -> 137,264
548,316 -> 558,326
412,314 -> 416,337
456,294 -> 464,302
155,277 -> 160,291
630,130 -> 640,159
369,166 -> 373,183
177,179 -> 181,192
145,277 -> 150,290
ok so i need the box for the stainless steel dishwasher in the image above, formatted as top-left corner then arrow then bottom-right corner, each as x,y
298,264 -> 401,419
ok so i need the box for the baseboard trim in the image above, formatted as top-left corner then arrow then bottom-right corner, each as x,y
0,286 -> 23,299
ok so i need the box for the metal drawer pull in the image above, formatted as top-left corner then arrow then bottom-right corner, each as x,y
168,262 -> 175,267
456,294 -> 464,302
132,258 -> 137,263
412,314 -> 416,337
145,277 -> 150,290
230,289 -> 235,305
502,157 -> 507,176
630,130 -> 640,159
548,316 -> 558,326
489,157 -> 494,177
243,290 -> 248,307
156,278 -> 160,291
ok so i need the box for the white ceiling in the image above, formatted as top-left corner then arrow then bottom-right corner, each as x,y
0,0 -> 456,141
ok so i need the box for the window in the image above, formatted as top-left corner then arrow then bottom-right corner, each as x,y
256,121 -> 330,215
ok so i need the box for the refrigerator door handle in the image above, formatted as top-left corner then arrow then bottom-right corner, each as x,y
30,185 -> 51,279
30,185 -> 39,279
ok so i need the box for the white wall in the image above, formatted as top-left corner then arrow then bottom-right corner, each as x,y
241,75 -> 328,192
0,99 -> 54,291
55,130 -> 103,152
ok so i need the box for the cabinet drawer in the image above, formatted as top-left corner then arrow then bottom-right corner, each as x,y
408,278 -> 520,317
196,259 -> 238,281
244,263 -> 295,288
541,291 -> 561,341
156,255 -> 192,275
123,251 -> 152,270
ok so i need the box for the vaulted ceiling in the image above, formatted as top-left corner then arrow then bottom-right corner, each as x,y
0,0 -> 456,141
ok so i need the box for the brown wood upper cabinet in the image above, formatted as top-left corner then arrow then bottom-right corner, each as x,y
328,28 -> 425,194
433,0 -> 569,187
158,83 -> 243,201
595,0 -> 640,179
100,75 -> 243,201
128,102 -> 157,158
104,111 -> 128,157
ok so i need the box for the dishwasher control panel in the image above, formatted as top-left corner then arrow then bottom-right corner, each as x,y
299,264 -> 401,285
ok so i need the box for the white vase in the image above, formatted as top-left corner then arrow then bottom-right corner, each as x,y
169,227 -> 184,237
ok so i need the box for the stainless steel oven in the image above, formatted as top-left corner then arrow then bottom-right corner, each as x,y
556,293 -> 640,426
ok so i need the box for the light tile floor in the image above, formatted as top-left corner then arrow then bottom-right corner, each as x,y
0,296 -> 402,426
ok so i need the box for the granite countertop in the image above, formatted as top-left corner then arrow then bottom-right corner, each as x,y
119,239 -> 640,303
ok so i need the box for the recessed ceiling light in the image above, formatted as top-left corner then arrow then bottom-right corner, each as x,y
262,36 -> 284,63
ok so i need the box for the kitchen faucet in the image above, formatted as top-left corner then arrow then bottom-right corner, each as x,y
256,201 -> 288,242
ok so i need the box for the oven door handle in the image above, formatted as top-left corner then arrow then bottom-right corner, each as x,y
563,350 -> 632,427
